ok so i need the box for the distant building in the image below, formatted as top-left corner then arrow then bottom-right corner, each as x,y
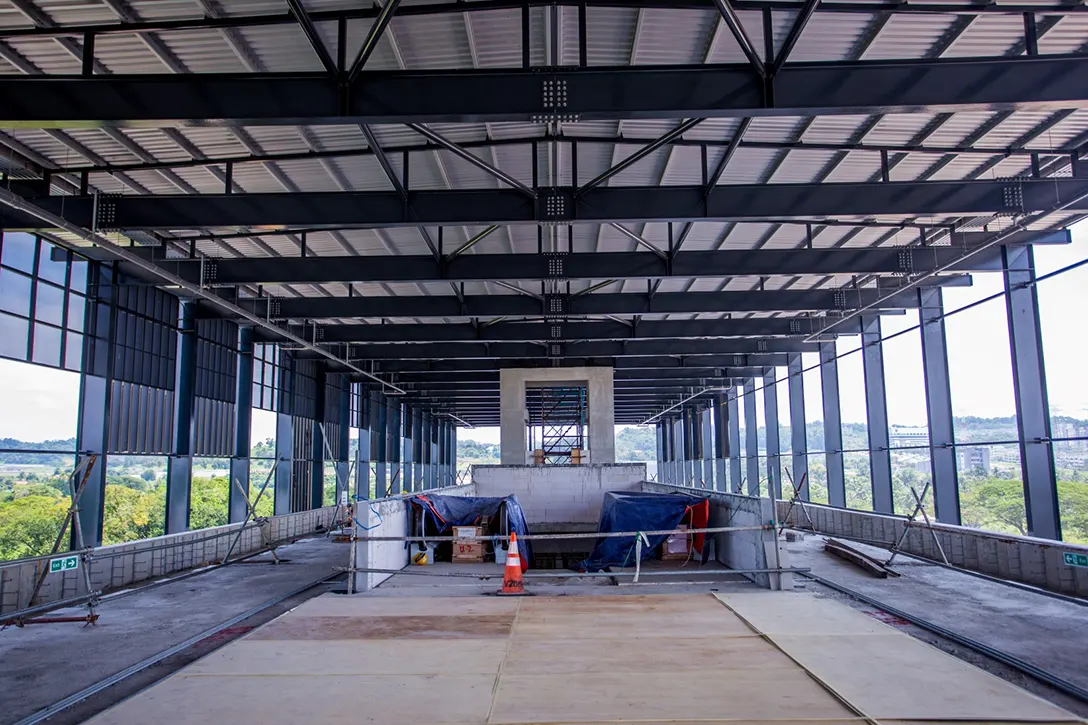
956,447 -> 991,474
889,426 -> 928,448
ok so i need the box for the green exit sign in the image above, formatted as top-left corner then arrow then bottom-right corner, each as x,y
1063,552 -> 1088,568
49,555 -> 79,573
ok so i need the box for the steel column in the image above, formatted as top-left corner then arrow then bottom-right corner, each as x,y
702,407 -> 714,489
373,390 -> 387,498
787,354 -> 809,500
74,262 -> 116,547
713,393 -> 728,491
918,287 -> 960,524
1003,245 -> 1061,540
356,388 -> 371,499
336,376 -> 351,506
449,423 -> 457,485
744,380 -> 759,496
310,364 -> 328,510
402,406 -> 414,492
763,369 -> 782,500
727,389 -> 742,492
861,316 -> 894,513
655,421 -> 664,482
820,341 -> 846,508
229,325 -> 254,522
413,407 -> 424,492
166,300 -> 196,533
388,401 -> 402,494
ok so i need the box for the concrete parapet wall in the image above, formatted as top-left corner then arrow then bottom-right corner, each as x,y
0,506 -> 338,615
778,500 -> 1088,598
643,482 -> 789,590
352,482 -> 476,592
472,464 -> 645,525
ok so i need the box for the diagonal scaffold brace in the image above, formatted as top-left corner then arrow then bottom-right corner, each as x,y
15,454 -> 101,627
778,469 -> 815,536
884,481 -> 950,568
221,465 -> 281,565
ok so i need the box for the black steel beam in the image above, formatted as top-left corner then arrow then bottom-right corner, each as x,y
241,288 -> 921,319
13,183 -> 1088,230
312,318 -> 858,343
4,55 -> 1087,126
174,243 -> 1059,288
363,352 -> 797,371
2,2 -> 1087,43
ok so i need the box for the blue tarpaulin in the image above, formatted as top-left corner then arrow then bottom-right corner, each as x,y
406,494 -> 532,570
575,491 -> 709,572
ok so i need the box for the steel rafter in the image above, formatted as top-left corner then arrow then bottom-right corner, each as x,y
5,55 -> 1088,126
13,182 -> 1088,230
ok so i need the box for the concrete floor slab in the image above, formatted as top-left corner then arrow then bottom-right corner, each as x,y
292,593 -> 519,617
0,537 -> 345,725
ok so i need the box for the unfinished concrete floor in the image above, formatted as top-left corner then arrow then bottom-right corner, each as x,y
785,529 -> 1088,714
0,536 -> 346,725
80,589 -> 1083,725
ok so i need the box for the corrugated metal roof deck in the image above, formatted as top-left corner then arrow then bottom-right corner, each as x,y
0,0 -> 1086,421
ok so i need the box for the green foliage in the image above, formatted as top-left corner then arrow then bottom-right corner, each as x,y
101,484 -> 165,545
616,426 -> 656,462
140,468 -> 157,482
190,476 -> 229,530
458,439 -> 499,461
0,495 -> 68,559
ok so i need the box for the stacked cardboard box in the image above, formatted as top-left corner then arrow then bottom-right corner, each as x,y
452,525 -> 486,562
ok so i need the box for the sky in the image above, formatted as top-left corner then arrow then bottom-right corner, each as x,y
0,222 -> 1085,447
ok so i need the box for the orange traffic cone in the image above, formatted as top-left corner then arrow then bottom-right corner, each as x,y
498,533 -> 525,595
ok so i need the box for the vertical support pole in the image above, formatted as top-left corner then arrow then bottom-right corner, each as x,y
274,352 -> 294,515
918,287 -> 960,524
702,407 -> 714,488
311,364 -> 328,510
430,415 -> 440,488
660,419 -> 671,483
75,262 -> 115,547
1003,245 -> 1061,540
336,376 -> 350,505
388,401 -> 402,494
655,421 -> 665,482
820,341 -> 846,507
787,354 -> 809,500
229,325 -> 254,523
450,422 -> 458,485
727,389 -> 742,492
670,416 -> 681,484
413,407 -> 424,491
684,408 -> 695,485
373,390 -> 387,498
861,315 -> 894,513
713,393 -> 728,491
166,299 -> 196,533
356,387 -> 371,499
763,369 -> 782,501
744,380 -> 759,496
402,406 -> 414,492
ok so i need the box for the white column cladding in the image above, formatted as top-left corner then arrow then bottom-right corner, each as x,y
499,366 -> 615,464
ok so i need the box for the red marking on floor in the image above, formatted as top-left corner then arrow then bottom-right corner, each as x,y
197,625 -> 255,646
863,610 -> 911,626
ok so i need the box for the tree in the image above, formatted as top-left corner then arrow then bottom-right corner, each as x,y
141,468 -> 157,482
0,495 -> 69,560
101,484 -> 165,545
190,476 -> 229,530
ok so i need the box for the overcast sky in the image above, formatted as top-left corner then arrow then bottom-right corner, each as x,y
1,221 -> 1084,448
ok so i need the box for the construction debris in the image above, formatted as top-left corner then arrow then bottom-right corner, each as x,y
823,538 -> 900,578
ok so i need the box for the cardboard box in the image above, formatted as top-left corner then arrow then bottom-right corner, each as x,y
452,526 -> 485,562
661,525 -> 692,561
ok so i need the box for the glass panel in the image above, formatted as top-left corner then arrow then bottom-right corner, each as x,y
958,443 -> 1026,537
37,243 -> 68,286
324,462 -> 337,507
0,313 -> 29,361
891,449 -> 930,516
943,276 -> 1018,434
64,332 -> 83,371
1,232 -> 36,274
1053,441 -> 1088,545
102,456 -> 167,545
802,352 -> 824,453
250,407 -> 276,516
807,453 -> 828,504
0,269 -> 32,317
0,453 -> 77,561
844,451 -> 873,510
882,310 -> 929,441
190,459 -> 230,530
755,385 -> 767,496
34,282 -> 65,326
67,293 -> 85,332
32,323 -> 62,367
775,366 -> 791,456
69,259 -> 88,294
